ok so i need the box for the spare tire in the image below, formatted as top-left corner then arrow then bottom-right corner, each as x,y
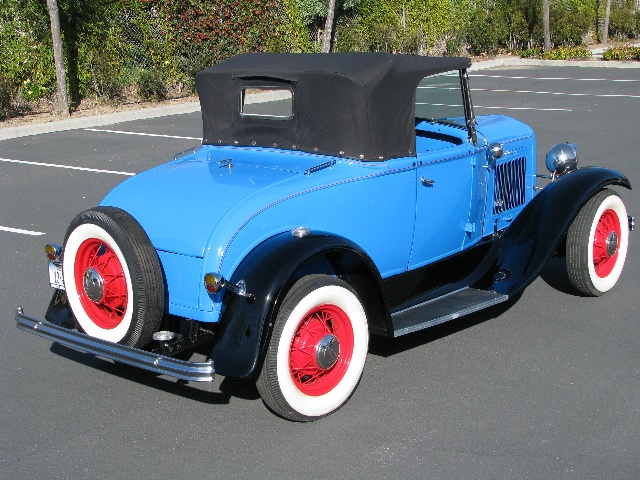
62,207 -> 164,348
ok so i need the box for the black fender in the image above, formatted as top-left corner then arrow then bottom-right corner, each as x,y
209,231 -> 386,379
490,167 -> 631,296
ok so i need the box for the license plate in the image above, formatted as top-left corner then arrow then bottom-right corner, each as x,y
48,262 -> 65,290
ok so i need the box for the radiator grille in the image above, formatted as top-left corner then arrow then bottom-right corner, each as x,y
493,156 -> 527,215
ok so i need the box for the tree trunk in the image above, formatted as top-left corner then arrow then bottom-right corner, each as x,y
321,0 -> 337,53
542,0 -> 551,52
603,0 -> 612,43
46,0 -> 70,116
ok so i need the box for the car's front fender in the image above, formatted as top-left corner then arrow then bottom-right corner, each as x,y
489,167 -> 631,296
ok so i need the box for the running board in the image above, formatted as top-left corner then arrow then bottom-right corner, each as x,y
391,287 -> 508,337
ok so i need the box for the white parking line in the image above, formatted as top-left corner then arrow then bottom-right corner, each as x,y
0,157 -> 135,176
420,85 -> 640,99
0,226 -> 45,236
470,73 -> 640,83
475,104 -> 573,111
417,102 -> 572,112
472,87 -> 640,99
84,128 -> 202,140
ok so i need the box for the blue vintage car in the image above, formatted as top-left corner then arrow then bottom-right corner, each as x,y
17,53 -> 634,421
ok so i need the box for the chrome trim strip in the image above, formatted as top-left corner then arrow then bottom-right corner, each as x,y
15,309 -> 215,382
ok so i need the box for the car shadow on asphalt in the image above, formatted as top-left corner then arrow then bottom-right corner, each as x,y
48,342 -> 261,403
539,254 -> 577,295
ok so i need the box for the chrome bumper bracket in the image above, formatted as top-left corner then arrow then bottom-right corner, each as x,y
15,308 -> 215,382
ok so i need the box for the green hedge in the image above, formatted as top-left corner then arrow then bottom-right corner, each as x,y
0,0 -> 638,116
602,46 -> 640,60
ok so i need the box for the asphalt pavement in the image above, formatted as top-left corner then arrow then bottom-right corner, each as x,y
1,61 -> 639,479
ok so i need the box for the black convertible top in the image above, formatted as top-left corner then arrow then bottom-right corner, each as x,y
195,53 -> 471,160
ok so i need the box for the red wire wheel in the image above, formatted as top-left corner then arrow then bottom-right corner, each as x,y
73,238 -> 128,330
566,189 -> 629,297
288,304 -> 355,396
592,209 -> 621,278
257,275 -> 369,421
63,207 -> 164,348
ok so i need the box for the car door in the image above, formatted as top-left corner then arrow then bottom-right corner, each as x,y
408,70 -> 488,270
408,143 -> 487,270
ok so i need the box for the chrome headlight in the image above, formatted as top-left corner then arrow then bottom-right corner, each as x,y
546,143 -> 578,176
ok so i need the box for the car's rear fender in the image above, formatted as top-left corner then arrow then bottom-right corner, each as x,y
209,231 -> 388,379
488,167 -> 632,296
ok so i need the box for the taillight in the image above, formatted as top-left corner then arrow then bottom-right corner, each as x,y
45,244 -> 63,263
204,272 -> 224,294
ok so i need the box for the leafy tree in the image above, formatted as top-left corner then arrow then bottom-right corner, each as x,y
1,0 -> 638,114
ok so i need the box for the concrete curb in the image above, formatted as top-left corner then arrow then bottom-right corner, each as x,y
0,101 -> 201,141
470,57 -> 640,70
1,57 -> 639,141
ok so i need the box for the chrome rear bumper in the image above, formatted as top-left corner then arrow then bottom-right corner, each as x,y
15,307 -> 215,382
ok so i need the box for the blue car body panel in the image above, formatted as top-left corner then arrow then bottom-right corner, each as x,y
99,112 -> 537,324
102,147 -> 417,321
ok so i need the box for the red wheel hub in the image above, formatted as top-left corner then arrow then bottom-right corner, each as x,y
593,209 -> 621,278
289,304 -> 354,396
74,238 -> 128,329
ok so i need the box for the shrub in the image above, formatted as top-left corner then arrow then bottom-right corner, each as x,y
608,0 -> 639,39
540,46 -> 591,60
466,6 -> 504,55
0,76 -> 14,120
520,46 -> 592,60
20,79 -> 46,102
603,47 -> 626,60
137,69 -> 165,100
466,0 -> 530,55
80,49 -> 126,101
550,8 -> 591,46
602,46 -> 640,61
520,47 -> 542,58
336,0 -> 471,54
0,1 -> 55,102
1,0 -> 636,109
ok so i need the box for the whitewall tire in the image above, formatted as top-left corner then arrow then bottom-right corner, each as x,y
257,275 -> 369,421
566,189 -> 629,296
62,207 -> 164,348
